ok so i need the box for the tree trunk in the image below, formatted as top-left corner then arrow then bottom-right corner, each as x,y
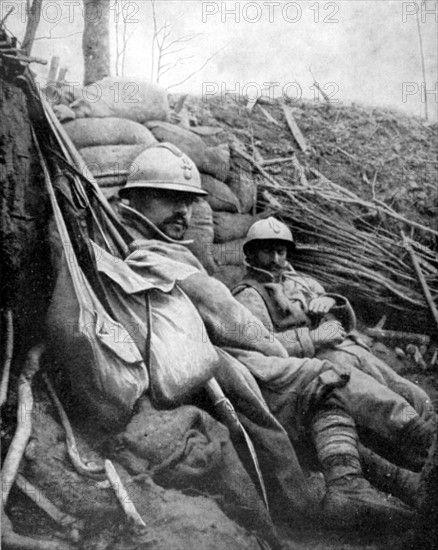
82,0 -> 111,86
21,0 -> 43,55
0,73 -> 53,364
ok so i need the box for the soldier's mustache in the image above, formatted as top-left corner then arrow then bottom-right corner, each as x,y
163,216 -> 188,229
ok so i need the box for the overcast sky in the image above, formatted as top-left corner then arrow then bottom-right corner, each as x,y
4,0 -> 437,120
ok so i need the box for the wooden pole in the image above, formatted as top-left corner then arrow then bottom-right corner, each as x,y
104,460 -> 146,528
46,56 -> 60,83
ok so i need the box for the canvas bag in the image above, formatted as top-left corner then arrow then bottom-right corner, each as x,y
44,173 -> 149,427
93,243 -> 220,407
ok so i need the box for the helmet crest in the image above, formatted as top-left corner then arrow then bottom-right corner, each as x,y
243,217 -> 295,256
119,142 -> 206,198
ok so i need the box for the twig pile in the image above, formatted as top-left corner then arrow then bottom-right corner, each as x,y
255,158 -> 437,330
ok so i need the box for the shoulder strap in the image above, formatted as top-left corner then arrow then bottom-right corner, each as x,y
232,278 -> 285,331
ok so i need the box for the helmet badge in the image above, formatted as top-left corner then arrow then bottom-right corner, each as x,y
269,217 -> 281,234
181,156 -> 193,180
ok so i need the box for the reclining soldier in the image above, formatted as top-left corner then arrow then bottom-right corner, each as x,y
232,217 -> 436,502
116,142 -> 431,529
233,216 -> 433,425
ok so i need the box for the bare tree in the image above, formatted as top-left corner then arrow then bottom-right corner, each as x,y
82,0 -> 111,85
114,0 -> 137,77
21,0 -> 43,54
149,0 -> 224,90
415,0 -> 429,120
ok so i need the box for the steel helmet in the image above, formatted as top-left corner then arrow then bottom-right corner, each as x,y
119,142 -> 207,198
243,217 -> 295,255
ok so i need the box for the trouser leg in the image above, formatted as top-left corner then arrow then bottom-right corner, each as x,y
318,343 -> 434,421
332,366 -> 435,469
311,407 -> 414,530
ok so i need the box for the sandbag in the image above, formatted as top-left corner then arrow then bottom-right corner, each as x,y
43,81 -> 82,106
203,142 -> 230,182
213,212 -> 256,243
112,397 -> 278,545
70,77 -> 170,123
227,149 -> 257,214
201,174 -> 240,213
147,121 -> 230,181
147,120 -> 205,165
210,239 -> 245,267
185,199 -> 216,274
78,144 -> 146,178
213,265 -> 246,289
63,118 -> 156,149
53,104 -> 75,122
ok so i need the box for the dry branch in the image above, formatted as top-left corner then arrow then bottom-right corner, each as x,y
105,460 -> 146,528
42,373 -> 105,480
310,169 -> 438,237
255,156 -> 437,325
0,309 -> 13,408
364,328 -> 431,346
15,474 -> 82,534
1,511 -> 75,550
402,231 -> 438,332
2,343 -> 45,507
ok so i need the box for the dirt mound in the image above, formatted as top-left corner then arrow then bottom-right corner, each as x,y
182,95 -> 437,242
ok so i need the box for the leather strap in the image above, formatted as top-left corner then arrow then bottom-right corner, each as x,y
233,278 -> 286,332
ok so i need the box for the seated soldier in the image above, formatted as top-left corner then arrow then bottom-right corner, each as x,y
117,142 -> 432,529
232,217 -> 433,424
233,217 -> 436,491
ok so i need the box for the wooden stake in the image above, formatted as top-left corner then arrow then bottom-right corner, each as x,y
58,67 -> 68,82
282,104 -> 307,152
246,96 -> 259,113
257,104 -> 280,126
104,460 -> 146,528
47,55 -> 60,83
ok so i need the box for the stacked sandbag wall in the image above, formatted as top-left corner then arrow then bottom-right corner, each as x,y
51,79 -> 263,288
51,78 -> 169,199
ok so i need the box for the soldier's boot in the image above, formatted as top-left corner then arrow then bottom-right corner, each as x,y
399,415 -> 437,471
358,443 -> 421,508
312,409 -> 415,530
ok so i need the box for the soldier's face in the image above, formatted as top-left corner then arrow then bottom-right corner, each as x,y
133,189 -> 196,240
253,242 -> 289,275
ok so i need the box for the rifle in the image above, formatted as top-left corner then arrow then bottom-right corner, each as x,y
206,378 -> 269,511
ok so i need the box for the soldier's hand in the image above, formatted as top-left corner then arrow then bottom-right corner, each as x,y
310,320 -> 346,348
308,296 -> 336,314
169,111 -> 182,124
